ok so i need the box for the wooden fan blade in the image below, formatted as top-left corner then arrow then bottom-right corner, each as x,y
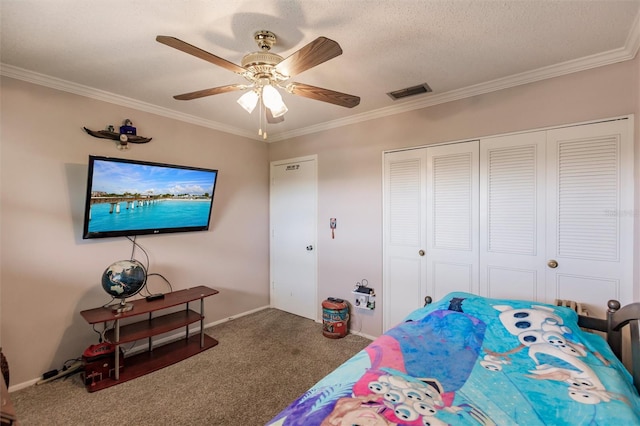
174,84 -> 246,100
266,108 -> 285,124
288,82 -> 360,108
156,35 -> 246,74
275,37 -> 342,78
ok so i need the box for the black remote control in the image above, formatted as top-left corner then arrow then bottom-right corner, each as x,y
146,293 -> 165,301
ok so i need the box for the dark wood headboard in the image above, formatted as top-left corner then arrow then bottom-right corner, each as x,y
578,300 -> 640,394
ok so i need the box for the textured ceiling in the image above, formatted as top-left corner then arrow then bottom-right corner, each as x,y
1,1 -> 639,141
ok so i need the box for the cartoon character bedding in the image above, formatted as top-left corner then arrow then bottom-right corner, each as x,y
267,292 -> 640,425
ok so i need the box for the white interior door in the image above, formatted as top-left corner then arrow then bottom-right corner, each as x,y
426,141 -> 480,299
546,119 -> 634,313
480,131 -> 547,301
383,149 -> 427,331
270,156 -> 317,320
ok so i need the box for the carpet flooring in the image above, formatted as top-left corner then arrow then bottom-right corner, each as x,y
10,308 -> 371,425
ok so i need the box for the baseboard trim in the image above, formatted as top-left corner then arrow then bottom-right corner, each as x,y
313,318 -> 376,341
9,377 -> 40,392
348,330 -> 376,341
206,305 -> 271,327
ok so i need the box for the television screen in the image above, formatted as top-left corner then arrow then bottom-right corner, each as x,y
82,156 -> 219,239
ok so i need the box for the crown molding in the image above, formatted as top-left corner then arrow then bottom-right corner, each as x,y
0,64 -> 259,140
2,10 -> 638,144
626,7 -> 640,58
269,11 -> 640,142
270,49 -> 639,142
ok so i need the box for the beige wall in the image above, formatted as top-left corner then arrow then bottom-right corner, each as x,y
268,54 -> 640,338
0,77 -> 270,386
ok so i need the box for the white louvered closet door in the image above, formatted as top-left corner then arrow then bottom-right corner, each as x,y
383,149 -> 427,331
546,119 -> 634,311
383,116 -> 633,329
480,132 -> 547,301
425,141 -> 480,299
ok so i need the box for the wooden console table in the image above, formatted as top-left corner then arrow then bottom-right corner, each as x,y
80,285 -> 218,392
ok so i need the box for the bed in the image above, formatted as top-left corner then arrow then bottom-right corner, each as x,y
267,292 -> 640,425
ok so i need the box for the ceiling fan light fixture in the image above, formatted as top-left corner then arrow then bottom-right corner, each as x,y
237,89 -> 259,113
157,31 -> 360,139
262,84 -> 287,117
268,103 -> 288,118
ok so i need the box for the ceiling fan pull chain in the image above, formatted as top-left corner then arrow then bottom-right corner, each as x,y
260,98 -> 267,139
258,100 -> 263,136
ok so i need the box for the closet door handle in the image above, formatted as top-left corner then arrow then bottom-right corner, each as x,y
418,250 -> 425,256
547,259 -> 558,269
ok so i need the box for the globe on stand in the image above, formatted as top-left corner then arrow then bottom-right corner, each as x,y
102,259 -> 147,313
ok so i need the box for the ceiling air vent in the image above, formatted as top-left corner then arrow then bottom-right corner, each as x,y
387,83 -> 432,100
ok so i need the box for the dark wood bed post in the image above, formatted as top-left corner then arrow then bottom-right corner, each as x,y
606,300 -> 623,360
629,316 -> 640,393
607,300 -> 640,393
579,300 -> 640,393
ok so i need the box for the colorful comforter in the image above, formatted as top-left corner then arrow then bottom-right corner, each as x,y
267,292 -> 640,425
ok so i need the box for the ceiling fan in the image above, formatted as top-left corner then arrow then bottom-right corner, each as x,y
156,31 -> 360,137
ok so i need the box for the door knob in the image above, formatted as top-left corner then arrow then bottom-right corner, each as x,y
306,245 -> 313,251
418,250 -> 425,256
547,259 -> 558,269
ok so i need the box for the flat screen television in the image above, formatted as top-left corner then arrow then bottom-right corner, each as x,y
82,156 -> 219,239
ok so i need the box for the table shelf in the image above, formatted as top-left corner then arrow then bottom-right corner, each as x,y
85,334 -> 218,392
80,285 -> 219,392
104,310 -> 203,344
